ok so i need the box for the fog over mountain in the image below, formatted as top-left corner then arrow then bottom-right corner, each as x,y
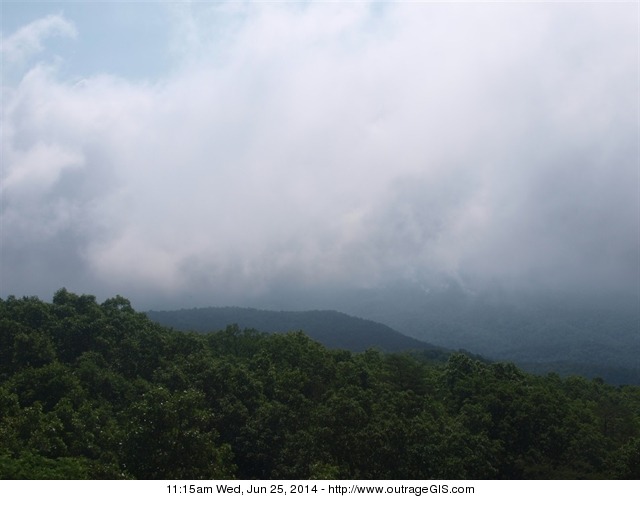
1,2 -> 638,312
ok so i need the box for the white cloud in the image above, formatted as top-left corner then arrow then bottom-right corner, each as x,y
1,3 -> 637,305
1,14 -> 76,65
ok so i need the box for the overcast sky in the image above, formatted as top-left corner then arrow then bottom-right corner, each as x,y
1,1 -> 638,309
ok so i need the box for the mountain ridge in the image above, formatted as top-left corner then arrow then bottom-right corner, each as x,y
146,306 -> 452,358
146,286 -> 640,385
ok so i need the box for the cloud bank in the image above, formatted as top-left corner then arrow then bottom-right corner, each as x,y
1,2 -> 638,307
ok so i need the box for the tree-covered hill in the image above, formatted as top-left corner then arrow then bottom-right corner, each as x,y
1,290 -> 639,479
318,284 -> 640,385
146,306 -> 450,358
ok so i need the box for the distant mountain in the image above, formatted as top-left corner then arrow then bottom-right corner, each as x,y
147,284 -> 640,385
146,307 -> 451,359
321,283 -> 640,385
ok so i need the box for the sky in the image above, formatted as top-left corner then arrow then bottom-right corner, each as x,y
1,1 -> 638,309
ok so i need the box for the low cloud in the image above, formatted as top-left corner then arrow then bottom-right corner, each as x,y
1,3 -> 637,307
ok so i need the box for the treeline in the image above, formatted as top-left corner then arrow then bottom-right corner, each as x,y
0,290 -> 639,479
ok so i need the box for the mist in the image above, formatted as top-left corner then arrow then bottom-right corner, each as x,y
1,2 -> 637,310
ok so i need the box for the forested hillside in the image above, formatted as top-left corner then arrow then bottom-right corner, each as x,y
146,307 -> 450,357
318,284 -> 640,385
1,290 -> 639,479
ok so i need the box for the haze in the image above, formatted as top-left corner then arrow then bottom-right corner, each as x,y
1,1 -> 638,310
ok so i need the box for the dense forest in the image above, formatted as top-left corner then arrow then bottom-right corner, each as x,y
1,289 -> 639,479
